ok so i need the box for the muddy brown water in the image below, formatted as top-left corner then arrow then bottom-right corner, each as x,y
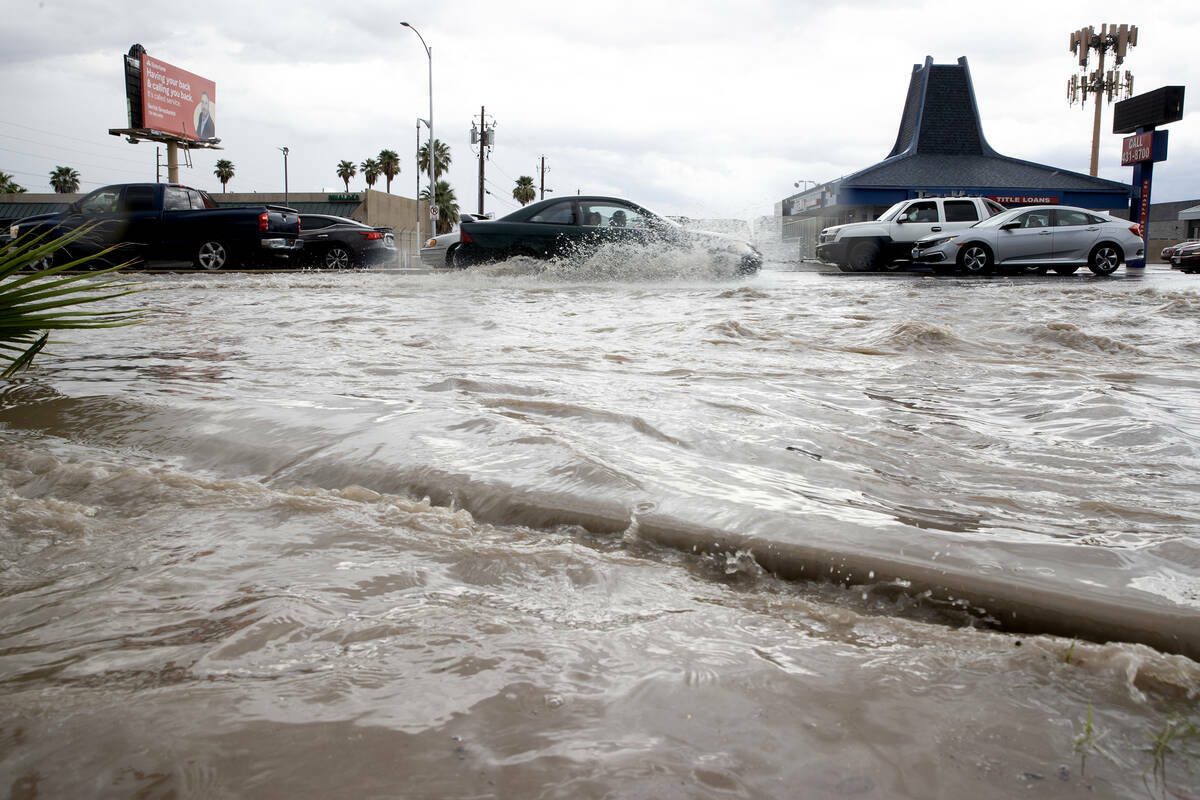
2,255 -> 1199,798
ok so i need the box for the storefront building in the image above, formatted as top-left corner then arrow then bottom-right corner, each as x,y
780,56 -> 1134,258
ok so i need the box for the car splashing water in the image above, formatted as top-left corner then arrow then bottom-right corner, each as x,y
2,262 -> 1200,799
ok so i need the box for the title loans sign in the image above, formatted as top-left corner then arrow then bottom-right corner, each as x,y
141,55 -> 217,142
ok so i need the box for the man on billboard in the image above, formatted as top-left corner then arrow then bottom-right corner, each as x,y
194,92 -> 216,139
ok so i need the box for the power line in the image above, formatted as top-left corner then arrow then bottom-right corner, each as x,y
0,145 -> 150,179
0,132 -> 152,168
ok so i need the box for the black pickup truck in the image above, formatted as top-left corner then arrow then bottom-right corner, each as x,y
8,183 -> 302,270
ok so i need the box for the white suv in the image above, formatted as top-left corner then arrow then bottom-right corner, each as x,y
816,196 -> 1007,271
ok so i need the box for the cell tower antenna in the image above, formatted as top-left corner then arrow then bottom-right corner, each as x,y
1067,23 -> 1137,176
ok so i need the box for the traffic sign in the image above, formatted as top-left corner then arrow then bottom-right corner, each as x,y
429,205 -> 439,218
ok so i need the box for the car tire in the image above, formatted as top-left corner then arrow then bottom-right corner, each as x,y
446,244 -> 465,269
196,240 -> 231,271
846,241 -> 880,271
957,242 -> 993,274
1052,265 -> 1080,276
1087,243 -> 1123,276
323,246 -> 353,270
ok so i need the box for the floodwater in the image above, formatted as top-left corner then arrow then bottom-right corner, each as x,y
2,252 -> 1199,799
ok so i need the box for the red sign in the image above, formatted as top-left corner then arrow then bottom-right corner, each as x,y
1121,132 -> 1154,165
1139,178 -> 1151,227
140,54 -> 217,142
987,195 -> 1060,205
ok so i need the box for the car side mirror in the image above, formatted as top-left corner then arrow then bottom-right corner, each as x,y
895,217 -> 907,224
1000,222 -> 1020,231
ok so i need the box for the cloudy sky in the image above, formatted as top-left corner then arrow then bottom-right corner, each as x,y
2,0 -> 1197,220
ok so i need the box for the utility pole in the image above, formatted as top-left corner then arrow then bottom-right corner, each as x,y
539,155 -> 551,200
1068,23 -> 1137,176
472,106 -> 494,215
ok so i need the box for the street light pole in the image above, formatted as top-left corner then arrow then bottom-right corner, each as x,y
279,146 -> 289,206
402,22 -> 434,235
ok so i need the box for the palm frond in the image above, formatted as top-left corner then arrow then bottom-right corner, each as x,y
0,227 -> 146,378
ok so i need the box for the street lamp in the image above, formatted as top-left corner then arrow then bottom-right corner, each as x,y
402,21 -> 434,238
279,146 -> 290,206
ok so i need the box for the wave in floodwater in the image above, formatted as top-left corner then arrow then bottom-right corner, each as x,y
2,267 -> 1200,798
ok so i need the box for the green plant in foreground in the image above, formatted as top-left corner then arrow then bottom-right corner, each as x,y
0,228 -> 144,377
1073,701 -> 1119,775
1144,714 -> 1199,799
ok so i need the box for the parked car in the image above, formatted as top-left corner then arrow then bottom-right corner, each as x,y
8,183 -> 302,270
1161,240 -> 1198,261
1170,241 -> 1200,273
419,213 -> 489,268
454,196 -> 762,274
910,205 -> 1144,276
298,214 -> 395,269
816,196 -> 1008,271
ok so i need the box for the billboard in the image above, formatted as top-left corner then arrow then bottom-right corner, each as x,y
140,54 -> 217,142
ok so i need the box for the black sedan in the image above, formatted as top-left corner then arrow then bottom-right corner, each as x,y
1170,241 -> 1200,274
455,196 -> 761,274
298,214 -> 396,269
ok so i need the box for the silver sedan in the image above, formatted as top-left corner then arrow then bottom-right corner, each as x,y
911,205 -> 1145,276
419,213 -> 489,269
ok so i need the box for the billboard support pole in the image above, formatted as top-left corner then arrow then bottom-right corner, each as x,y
167,142 -> 179,184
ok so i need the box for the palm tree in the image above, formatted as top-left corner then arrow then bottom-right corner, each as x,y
0,228 -> 143,377
1,172 -> 26,194
419,180 -> 459,235
513,176 -> 536,206
417,139 -> 452,181
213,159 -> 235,193
49,166 -> 80,194
336,159 -> 357,192
377,150 -> 400,193
360,157 -> 381,190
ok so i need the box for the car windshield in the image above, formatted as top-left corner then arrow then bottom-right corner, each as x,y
970,209 -> 1022,228
875,202 -> 908,222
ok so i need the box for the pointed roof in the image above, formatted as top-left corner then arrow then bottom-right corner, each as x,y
827,56 -> 1131,205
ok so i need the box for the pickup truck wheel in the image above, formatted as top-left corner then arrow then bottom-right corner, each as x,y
446,244 -> 466,269
196,240 -> 230,271
1087,243 -> 1122,276
847,242 -> 880,271
323,246 -> 353,270
957,243 -> 993,274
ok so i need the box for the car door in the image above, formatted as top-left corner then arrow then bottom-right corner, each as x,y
66,186 -> 125,257
1051,208 -> 1103,262
995,209 -> 1054,264
519,199 -> 580,257
892,200 -> 942,240
118,185 -> 160,264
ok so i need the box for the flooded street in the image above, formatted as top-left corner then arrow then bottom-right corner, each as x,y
2,257 -> 1199,798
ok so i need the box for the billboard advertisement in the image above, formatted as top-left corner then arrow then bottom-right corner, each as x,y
140,54 -> 217,142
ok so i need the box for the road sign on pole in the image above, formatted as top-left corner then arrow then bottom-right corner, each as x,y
429,205 -> 439,219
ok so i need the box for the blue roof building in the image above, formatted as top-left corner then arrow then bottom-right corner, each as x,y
780,56 -> 1134,254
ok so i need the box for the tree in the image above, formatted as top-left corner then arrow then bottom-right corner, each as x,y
513,175 -> 536,206
213,159 -> 235,193
0,172 -> 26,194
377,150 -> 400,193
49,166 -> 80,194
336,159 -> 357,192
417,139 -> 451,181
419,180 -> 459,235
0,228 -> 143,377
360,157 -> 381,190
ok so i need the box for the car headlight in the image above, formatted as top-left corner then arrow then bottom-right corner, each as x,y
8,225 -> 17,239
922,236 -> 957,247
426,238 -> 437,247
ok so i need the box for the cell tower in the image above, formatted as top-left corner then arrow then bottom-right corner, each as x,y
1067,24 -> 1137,176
